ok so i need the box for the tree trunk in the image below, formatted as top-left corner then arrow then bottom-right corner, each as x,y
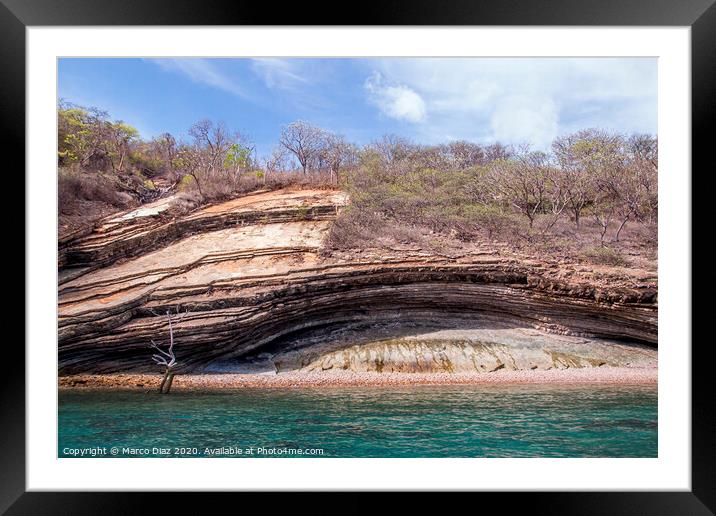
190,173 -> 204,199
158,367 -> 175,393
614,216 -> 629,242
158,368 -> 171,393
162,372 -> 175,394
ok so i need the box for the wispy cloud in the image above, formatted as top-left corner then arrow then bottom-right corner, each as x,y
364,71 -> 427,124
370,58 -> 656,148
490,95 -> 559,149
149,58 -> 249,98
251,58 -> 310,91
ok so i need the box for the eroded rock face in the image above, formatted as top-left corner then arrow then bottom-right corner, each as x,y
57,188 -> 658,374
265,328 -> 657,374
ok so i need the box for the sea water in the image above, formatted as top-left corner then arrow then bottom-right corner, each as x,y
58,384 -> 657,458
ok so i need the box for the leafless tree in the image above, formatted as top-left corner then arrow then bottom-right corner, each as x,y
321,134 -> 358,183
264,145 -> 290,176
446,140 -> 485,169
575,132 -> 642,243
182,120 -> 247,199
591,163 -> 634,244
553,131 -> 594,227
484,142 -> 513,163
490,148 -> 552,229
591,187 -> 618,245
153,132 -> 178,177
174,144 -> 205,198
148,307 -> 188,394
188,120 -> 233,172
542,169 -> 569,233
627,134 -> 658,224
369,134 -> 415,168
411,145 -> 451,170
279,121 -> 326,174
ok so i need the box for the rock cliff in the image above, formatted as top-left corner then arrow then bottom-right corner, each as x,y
58,188 -> 657,374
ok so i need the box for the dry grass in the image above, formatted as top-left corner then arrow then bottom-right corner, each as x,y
58,168 -> 139,237
322,163 -> 656,272
580,245 -> 629,267
180,170 -> 339,203
58,169 -> 129,215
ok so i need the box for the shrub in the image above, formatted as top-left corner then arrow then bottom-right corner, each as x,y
177,174 -> 195,191
581,246 -> 629,266
322,208 -> 425,251
58,168 -> 128,215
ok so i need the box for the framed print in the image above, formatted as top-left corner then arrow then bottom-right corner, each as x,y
5,0 -> 714,512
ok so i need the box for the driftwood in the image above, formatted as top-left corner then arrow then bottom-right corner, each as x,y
149,307 -> 187,393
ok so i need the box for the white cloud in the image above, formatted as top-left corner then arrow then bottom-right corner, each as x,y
149,58 -> 248,98
251,58 -> 309,90
370,58 -> 657,148
490,95 -> 559,149
364,71 -> 427,123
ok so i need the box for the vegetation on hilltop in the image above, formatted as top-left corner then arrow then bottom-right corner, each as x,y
57,101 -> 657,267
326,131 -> 657,268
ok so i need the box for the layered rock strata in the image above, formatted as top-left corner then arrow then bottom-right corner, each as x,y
58,188 -> 657,375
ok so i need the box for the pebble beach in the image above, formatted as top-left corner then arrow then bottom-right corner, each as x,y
59,366 -> 657,390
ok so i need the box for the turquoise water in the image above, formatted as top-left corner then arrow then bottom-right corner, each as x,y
58,384 -> 657,458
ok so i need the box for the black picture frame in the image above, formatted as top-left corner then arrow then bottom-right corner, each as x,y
4,0 -> 712,512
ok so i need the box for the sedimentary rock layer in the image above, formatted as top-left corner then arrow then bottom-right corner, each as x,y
58,188 -> 658,374
58,189 -> 346,271
266,328 -> 657,374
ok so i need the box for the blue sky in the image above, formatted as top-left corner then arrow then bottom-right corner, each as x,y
58,57 -> 657,158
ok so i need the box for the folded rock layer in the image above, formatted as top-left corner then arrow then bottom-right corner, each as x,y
58,188 -> 657,374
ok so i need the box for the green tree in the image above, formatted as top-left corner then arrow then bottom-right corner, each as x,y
57,102 -> 109,168
224,142 -> 253,176
104,121 -> 139,173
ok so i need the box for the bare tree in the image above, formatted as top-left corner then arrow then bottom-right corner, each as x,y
446,140 -> 485,169
591,163 -> 635,244
153,132 -> 178,177
149,307 -> 188,394
279,121 -> 325,174
370,134 -> 414,166
553,131 -> 595,227
321,134 -> 358,183
174,144 -> 205,198
611,166 -> 642,242
188,120 -> 233,171
490,148 -> 552,229
483,142 -> 513,163
575,132 -> 642,243
411,144 -> 452,170
542,169 -> 569,233
627,134 -> 658,224
591,186 -> 618,245
181,120 -> 246,199
628,133 -> 658,171
264,146 -> 290,175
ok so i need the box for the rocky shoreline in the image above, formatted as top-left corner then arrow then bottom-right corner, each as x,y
59,367 -> 657,390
